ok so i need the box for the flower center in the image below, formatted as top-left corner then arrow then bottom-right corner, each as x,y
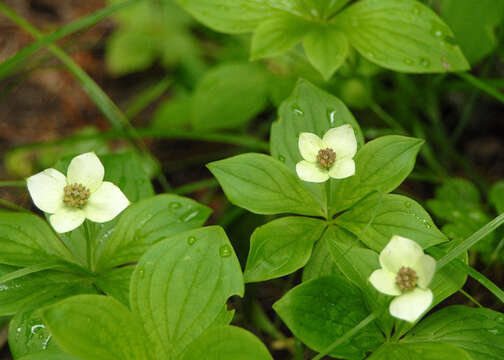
396,266 -> 418,292
63,183 -> 90,209
317,148 -> 336,169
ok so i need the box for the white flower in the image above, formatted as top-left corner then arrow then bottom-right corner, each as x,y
296,125 -> 357,183
27,152 -> 130,233
369,236 -> 436,322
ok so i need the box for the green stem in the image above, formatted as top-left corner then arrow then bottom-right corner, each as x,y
173,178 -> 219,195
437,213 -> 504,270
15,128 -> 270,152
456,72 -> 504,104
325,181 -> 332,219
312,313 -> 376,360
84,221 -> 95,273
459,289 -> 483,308
453,259 -> 504,303
0,198 -> 29,212
369,101 -> 408,134
0,180 -> 25,187
0,0 -> 139,81
125,76 -> 172,120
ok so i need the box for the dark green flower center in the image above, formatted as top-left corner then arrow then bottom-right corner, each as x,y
317,148 -> 336,169
63,183 -> 90,209
396,266 -> 418,292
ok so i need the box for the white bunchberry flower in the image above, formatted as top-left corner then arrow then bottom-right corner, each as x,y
369,236 -> 436,323
27,152 -> 130,233
296,124 -> 357,183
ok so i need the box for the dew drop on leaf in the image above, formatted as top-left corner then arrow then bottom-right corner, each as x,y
138,268 -> 145,278
219,244 -> 232,258
291,105 -> 304,116
403,58 -> 414,66
419,57 -> 431,68
187,236 -> 197,245
326,108 -> 337,126
278,155 -> 286,163
404,201 -> 412,208
169,201 -> 182,210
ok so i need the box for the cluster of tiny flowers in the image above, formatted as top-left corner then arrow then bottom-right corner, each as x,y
396,266 -> 418,292
63,183 -> 91,209
316,148 -> 336,169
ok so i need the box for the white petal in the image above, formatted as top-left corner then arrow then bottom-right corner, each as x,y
85,182 -> 130,223
412,254 -> 436,288
322,124 -> 357,159
296,160 -> 329,183
66,152 -> 104,192
328,158 -> 355,179
379,235 -> 424,273
27,169 -> 66,214
369,269 -> 401,296
49,208 -> 86,233
389,288 -> 433,322
298,132 -> 326,162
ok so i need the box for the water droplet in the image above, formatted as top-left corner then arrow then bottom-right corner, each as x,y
367,52 -> 376,59
419,57 -> 431,68
326,108 -> 337,125
412,5 -> 421,15
30,324 -> 45,334
278,155 -> 286,163
138,268 -> 145,278
291,105 -> 304,116
219,245 -> 232,258
187,236 -> 197,245
404,201 -> 412,208
488,329 -> 499,335
431,26 -> 443,38
403,58 -> 414,66
169,202 -> 181,210
182,210 -> 200,222
422,220 -> 432,229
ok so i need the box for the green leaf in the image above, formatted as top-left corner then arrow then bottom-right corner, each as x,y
0,213 -> 75,267
244,217 -> 326,282
274,276 -> 383,359
440,0 -> 504,64
191,63 -> 270,131
152,93 -> 192,131
336,0 -> 470,73
130,226 -> 244,358
326,227 -> 394,336
18,349 -> 79,360
490,181 -> 504,214
106,30 -> 156,75
208,153 -> 323,217
180,326 -> 273,360
300,0 -> 351,19
368,342 -> 472,360
42,295 -> 151,360
94,265 -> 134,306
336,193 -> 447,252
270,79 -> 364,207
0,265 -> 94,316
331,135 -> 424,213
175,0 -> 301,34
405,305 -> 504,360
9,308 -> 58,358
302,229 -> 341,282
251,14 -> 309,60
303,26 -> 349,80
95,194 -> 211,271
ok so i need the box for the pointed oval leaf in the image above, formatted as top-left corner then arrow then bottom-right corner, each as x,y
274,275 -> 383,359
130,226 -> 244,358
181,326 -> 273,360
336,0 -> 470,73
245,217 -> 326,283
42,295 -> 152,360
95,194 -> 211,271
208,153 -> 323,217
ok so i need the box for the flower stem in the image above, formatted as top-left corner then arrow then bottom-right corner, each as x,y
325,181 -> 332,219
311,313 -> 376,360
84,221 -> 96,273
